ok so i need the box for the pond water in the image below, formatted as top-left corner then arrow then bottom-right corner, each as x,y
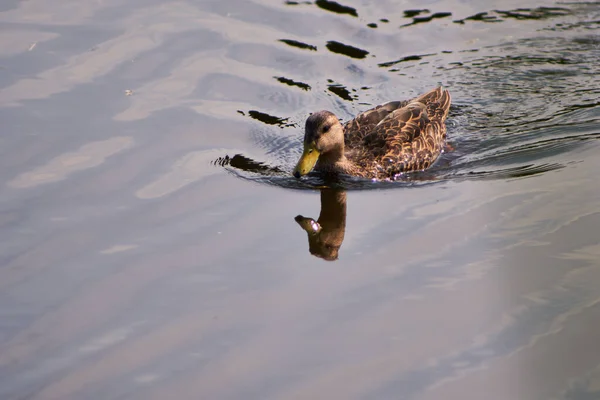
1,0 -> 600,399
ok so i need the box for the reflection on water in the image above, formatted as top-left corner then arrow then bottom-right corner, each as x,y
274,76 -> 311,91
278,38 -> 317,52
325,40 -> 370,59
295,189 -> 346,261
315,0 -> 358,17
244,109 -> 297,128
401,11 -> 452,27
8,137 -> 134,189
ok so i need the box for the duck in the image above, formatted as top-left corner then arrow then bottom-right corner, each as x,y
293,86 -> 451,180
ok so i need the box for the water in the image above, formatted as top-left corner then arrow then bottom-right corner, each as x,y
1,0 -> 599,399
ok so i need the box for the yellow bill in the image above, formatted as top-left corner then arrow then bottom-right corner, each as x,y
294,215 -> 321,233
293,142 -> 319,178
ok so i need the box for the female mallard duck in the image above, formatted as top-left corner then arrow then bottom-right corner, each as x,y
293,86 -> 451,180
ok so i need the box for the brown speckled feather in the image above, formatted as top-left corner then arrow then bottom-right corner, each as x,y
342,86 -> 451,179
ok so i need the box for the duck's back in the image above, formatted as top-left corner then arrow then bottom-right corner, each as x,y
342,100 -> 409,145
342,87 -> 451,178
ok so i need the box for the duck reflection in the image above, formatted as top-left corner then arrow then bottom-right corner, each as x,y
213,153 -> 348,260
295,189 -> 346,261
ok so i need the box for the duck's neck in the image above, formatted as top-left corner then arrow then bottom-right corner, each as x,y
317,142 -> 346,166
318,190 -> 347,232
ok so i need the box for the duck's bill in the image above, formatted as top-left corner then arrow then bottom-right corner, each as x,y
293,142 -> 319,178
294,215 -> 321,232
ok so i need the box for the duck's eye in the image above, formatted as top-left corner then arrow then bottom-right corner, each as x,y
322,125 -> 330,133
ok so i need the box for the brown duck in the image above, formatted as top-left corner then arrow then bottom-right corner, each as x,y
293,86 -> 451,180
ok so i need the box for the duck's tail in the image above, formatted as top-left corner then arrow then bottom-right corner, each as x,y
414,86 -> 452,122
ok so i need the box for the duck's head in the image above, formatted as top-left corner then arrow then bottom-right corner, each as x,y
293,111 -> 344,178
294,215 -> 341,261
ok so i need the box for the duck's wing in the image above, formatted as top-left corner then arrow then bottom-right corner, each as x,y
370,87 -> 450,143
342,100 -> 409,144
349,87 -> 451,174
343,86 -> 450,142
357,102 -> 430,156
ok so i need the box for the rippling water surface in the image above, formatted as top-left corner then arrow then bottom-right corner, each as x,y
1,1 -> 600,399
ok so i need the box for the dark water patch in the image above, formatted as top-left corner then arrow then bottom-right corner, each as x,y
548,19 -> 600,31
378,53 -> 435,68
212,152 -> 319,190
508,54 -> 574,66
496,6 -> 571,21
247,110 -> 297,128
454,12 -> 502,24
278,39 -> 317,51
437,126 -> 600,184
455,7 -> 571,24
325,41 -> 369,59
571,36 -> 600,45
327,82 -> 355,101
447,61 -> 463,68
460,163 -> 565,180
213,154 -> 286,176
469,54 -> 575,69
403,9 -> 429,18
315,0 -> 358,17
560,100 -> 600,118
489,132 -> 600,163
401,12 -> 452,27
274,76 -> 311,91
